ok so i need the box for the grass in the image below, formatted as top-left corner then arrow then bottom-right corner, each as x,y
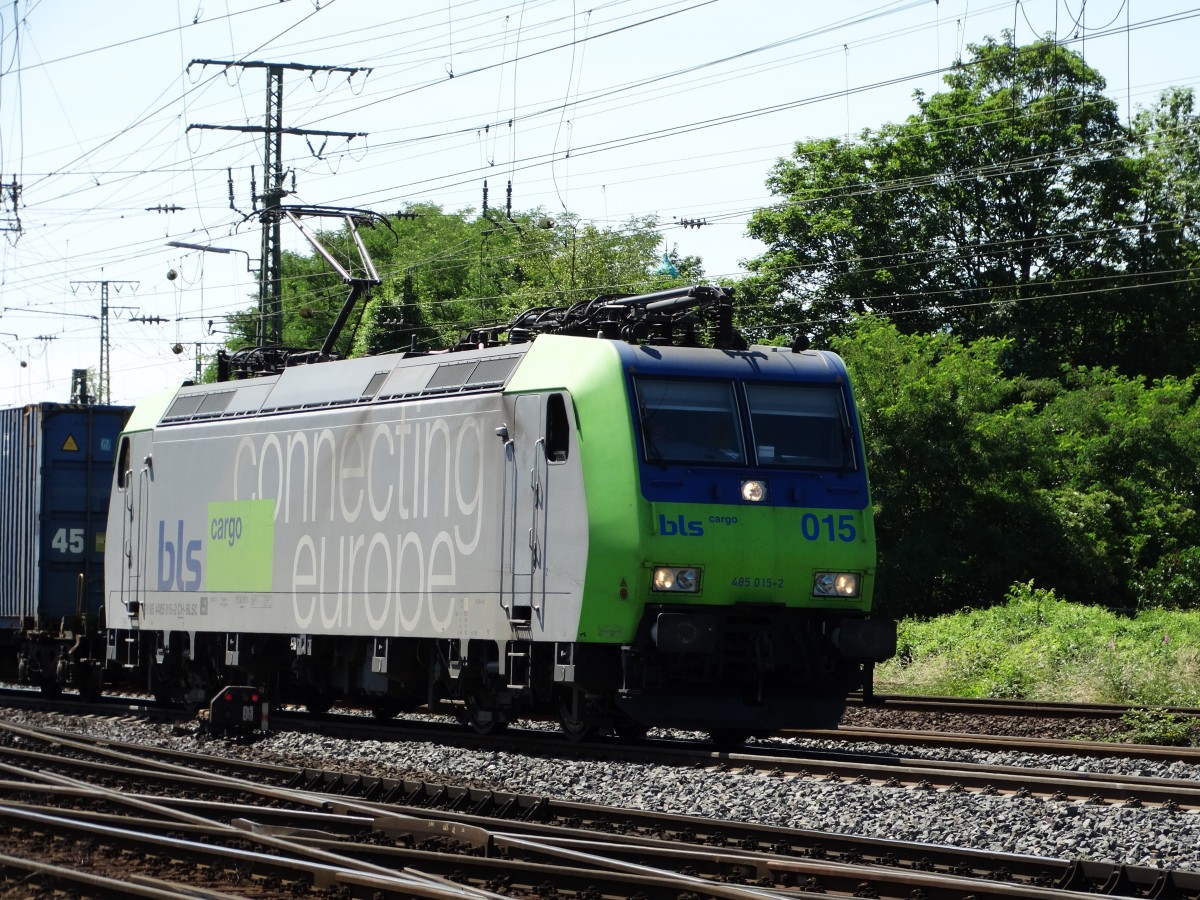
874,581 -> 1200,709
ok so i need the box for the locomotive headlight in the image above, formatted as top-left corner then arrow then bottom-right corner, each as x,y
653,566 -> 701,592
741,479 -> 768,502
813,572 -> 861,598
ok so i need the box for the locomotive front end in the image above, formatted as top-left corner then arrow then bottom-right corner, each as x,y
607,342 -> 895,733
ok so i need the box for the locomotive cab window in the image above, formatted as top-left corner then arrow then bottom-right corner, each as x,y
635,378 -> 746,465
116,436 -> 131,490
745,383 -> 854,470
544,393 -> 570,463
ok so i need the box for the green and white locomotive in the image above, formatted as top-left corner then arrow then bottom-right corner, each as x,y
105,285 -> 894,740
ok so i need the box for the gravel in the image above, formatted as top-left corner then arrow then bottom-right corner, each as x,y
4,705 -> 1199,874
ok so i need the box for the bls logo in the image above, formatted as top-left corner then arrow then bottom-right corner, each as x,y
157,520 -> 201,591
658,514 -> 704,537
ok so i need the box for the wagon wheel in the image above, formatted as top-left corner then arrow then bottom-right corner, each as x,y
556,688 -> 598,743
305,693 -> 334,715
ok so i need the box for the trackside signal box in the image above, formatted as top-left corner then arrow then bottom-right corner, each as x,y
209,685 -> 268,734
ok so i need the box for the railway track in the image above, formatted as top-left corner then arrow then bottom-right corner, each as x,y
853,694 -> 1200,721
1,717 -> 1198,899
2,687 -> 1199,806
7,683 -> 1199,739
276,712 -> 1200,811
786,725 -> 1200,762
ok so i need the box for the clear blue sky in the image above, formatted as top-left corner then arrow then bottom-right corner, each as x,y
1,0 -> 1195,406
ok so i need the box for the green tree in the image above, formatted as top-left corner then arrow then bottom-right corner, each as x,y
223,205 -> 688,357
1032,365 -> 1200,604
738,133 -> 933,343
745,36 -> 1153,377
837,317 -> 1200,617
508,213 -> 687,306
835,319 -> 1054,616
1118,87 -> 1200,379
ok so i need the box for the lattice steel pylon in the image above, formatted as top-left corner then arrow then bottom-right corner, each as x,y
70,280 -> 138,405
188,59 -> 369,347
1,178 -> 21,235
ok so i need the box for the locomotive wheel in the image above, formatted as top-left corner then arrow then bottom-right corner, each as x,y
78,665 -> 103,702
305,693 -> 334,715
613,717 -> 650,742
149,661 -> 185,706
371,697 -> 417,719
556,688 -> 598,743
371,702 -> 401,720
708,729 -> 750,750
461,697 -> 508,735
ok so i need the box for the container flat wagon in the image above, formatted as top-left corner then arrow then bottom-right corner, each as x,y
0,402 -> 132,695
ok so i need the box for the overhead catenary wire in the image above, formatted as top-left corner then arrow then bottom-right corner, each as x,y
2,0 -> 1196,406
4,77 -> 1195,300
8,4 -> 1183,229
4,118 -> 1195,343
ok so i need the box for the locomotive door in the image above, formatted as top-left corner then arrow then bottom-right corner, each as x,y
501,394 -> 550,624
116,433 -> 150,625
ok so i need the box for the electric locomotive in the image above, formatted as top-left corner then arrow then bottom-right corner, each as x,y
104,285 -> 894,740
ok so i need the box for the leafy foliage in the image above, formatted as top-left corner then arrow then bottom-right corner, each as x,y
832,319 -> 1037,614
742,37 -> 1199,381
880,584 -> 1200,710
1121,87 -> 1200,379
1119,708 -> 1198,747
835,319 -> 1200,617
224,204 -> 690,356
1132,548 -> 1200,612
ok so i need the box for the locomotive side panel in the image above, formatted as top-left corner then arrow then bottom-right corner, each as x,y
505,337 -> 645,644
121,389 -> 588,644
107,388 -> 201,637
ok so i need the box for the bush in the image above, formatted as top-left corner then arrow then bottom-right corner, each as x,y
876,583 -> 1200,706
1119,708 -> 1198,746
1134,547 -> 1200,611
